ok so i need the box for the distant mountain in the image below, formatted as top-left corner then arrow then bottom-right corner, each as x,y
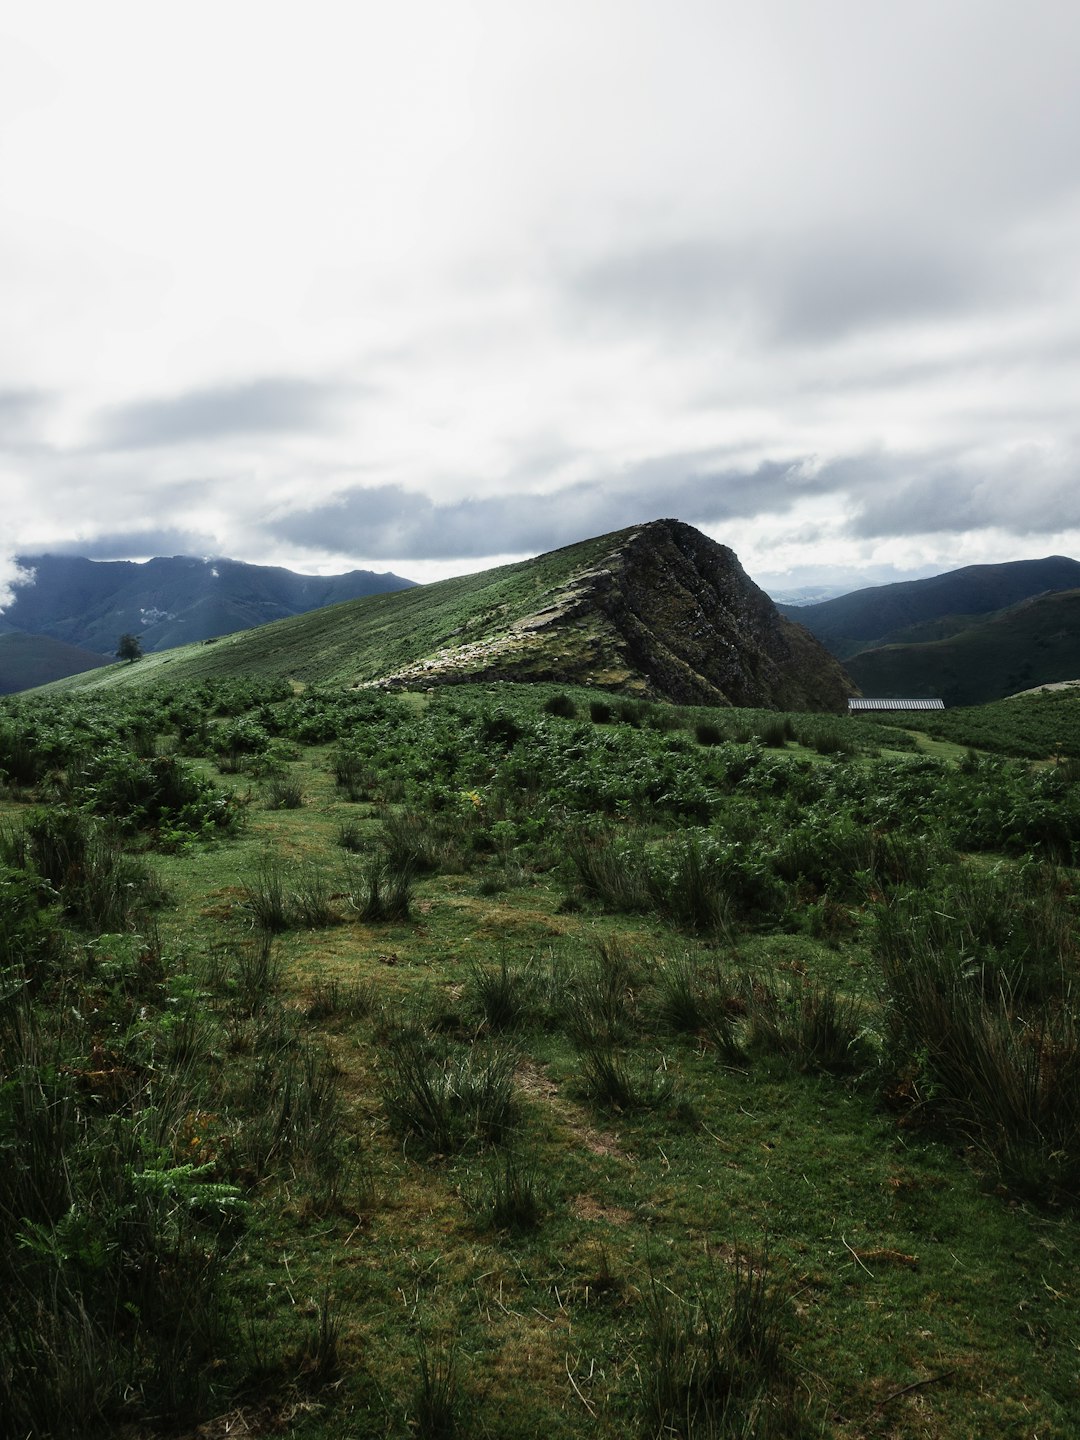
0,554 -> 416,687
0,633 -> 111,695
38,520 -> 854,711
845,589 -> 1080,707
779,556 -> 1080,662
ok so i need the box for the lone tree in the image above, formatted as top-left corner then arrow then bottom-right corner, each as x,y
116,633 -> 143,663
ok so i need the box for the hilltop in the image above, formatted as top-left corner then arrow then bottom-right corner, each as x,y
39,520 -> 853,711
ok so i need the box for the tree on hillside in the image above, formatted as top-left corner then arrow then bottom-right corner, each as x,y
116,633 -> 143,663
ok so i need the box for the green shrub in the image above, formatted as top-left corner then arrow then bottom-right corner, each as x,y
543,693 -> 577,719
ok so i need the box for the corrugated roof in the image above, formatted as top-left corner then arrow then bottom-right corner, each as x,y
848,698 -> 945,711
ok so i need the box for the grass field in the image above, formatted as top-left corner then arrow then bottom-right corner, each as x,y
1,681 -> 1078,1438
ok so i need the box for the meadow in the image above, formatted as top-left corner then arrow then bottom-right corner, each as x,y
1,679 -> 1077,1438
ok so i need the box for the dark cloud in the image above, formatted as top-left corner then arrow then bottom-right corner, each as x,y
263,454 -> 840,560
567,230 -> 1025,346
848,448 -> 1080,540
29,527 -> 220,561
96,378 -> 354,449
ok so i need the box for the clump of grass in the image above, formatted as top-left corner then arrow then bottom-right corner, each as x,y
746,976 -> 871,1075
561,937 -> 644,1046
465,1148 -> 547,1233
759,716 -> 796,748
291,866 -> 337,928
408,1333 -> 462,1439
575,1037 -> 641,1110
264,774 -> 304,809
465,954 -> 540,1032
565,828 -> 653,914
879,934 -> 1080,1199
330,746 -> 376,801
240,857 -> 291,933
381,809 -> 445,873
345,853 -> 414,922
543,693 -> 577,719
695,721 -> 725,747
222,934 -> 282,1015
336,818 -> 366,852
380,1028 -> 518,1153
304,974 -> 378,1023
640,1251 -> 807,1439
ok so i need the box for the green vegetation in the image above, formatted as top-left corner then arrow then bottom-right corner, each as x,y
846,588 -> 1080,705
28,519 -> 852,712
1,677 -> 1078,1437
859,685 -> 1080,758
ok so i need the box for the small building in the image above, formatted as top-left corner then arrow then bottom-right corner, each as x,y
847,698 -> 945,713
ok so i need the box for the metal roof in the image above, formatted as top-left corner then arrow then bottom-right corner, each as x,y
848,698 -> 945,712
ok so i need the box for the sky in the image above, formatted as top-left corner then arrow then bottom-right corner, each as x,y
2,0 -> 1080,608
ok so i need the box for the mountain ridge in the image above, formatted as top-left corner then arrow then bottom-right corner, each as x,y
845,587 -> 1080,706
0,554 -> 416,689
34,520 -> 854,711
779,555 -> 1080,661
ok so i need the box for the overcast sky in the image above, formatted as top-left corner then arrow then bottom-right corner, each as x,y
3,0 -> 1080,607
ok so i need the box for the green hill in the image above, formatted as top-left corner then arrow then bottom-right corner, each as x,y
845,588 -> 1080,705
781,555 -> 1080,660
0,632 -> 111,694
2,553 -> 414,657
39,519 -> 853,711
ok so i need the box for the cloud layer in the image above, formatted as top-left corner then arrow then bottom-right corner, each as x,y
2,1 -> 1079,592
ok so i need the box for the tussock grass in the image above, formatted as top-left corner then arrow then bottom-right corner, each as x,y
640,1251 -> 812,1439
380,1026 -> 519,1153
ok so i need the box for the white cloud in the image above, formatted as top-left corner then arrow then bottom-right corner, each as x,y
0,1 -> 1078,590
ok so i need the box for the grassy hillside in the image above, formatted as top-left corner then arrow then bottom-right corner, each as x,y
846,588 -> 1080,705
37,532 -> 620,694
0,630 -> 110,694
1,678 -> 1078,1437
37,522 -> 853,711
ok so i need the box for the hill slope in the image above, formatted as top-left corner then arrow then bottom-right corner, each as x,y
781,555 -> 1080,660
0,633 -> 111,695
845,588 -> 1080,705
1,553 -> 416,658
39,520 -> 853,710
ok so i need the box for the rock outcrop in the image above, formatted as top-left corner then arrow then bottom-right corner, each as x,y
371,520 -> 854,712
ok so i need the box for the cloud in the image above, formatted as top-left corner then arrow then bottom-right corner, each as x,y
565,228 -> 1029,347
0,557 -> 36,616
262,454 -> 847,561
0,388 -> 50,447
848,442 -> 1080,539
26,527 -> 221,561
96,378 -> 354,450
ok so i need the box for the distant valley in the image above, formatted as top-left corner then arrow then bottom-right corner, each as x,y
781,556 -> 1080,705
